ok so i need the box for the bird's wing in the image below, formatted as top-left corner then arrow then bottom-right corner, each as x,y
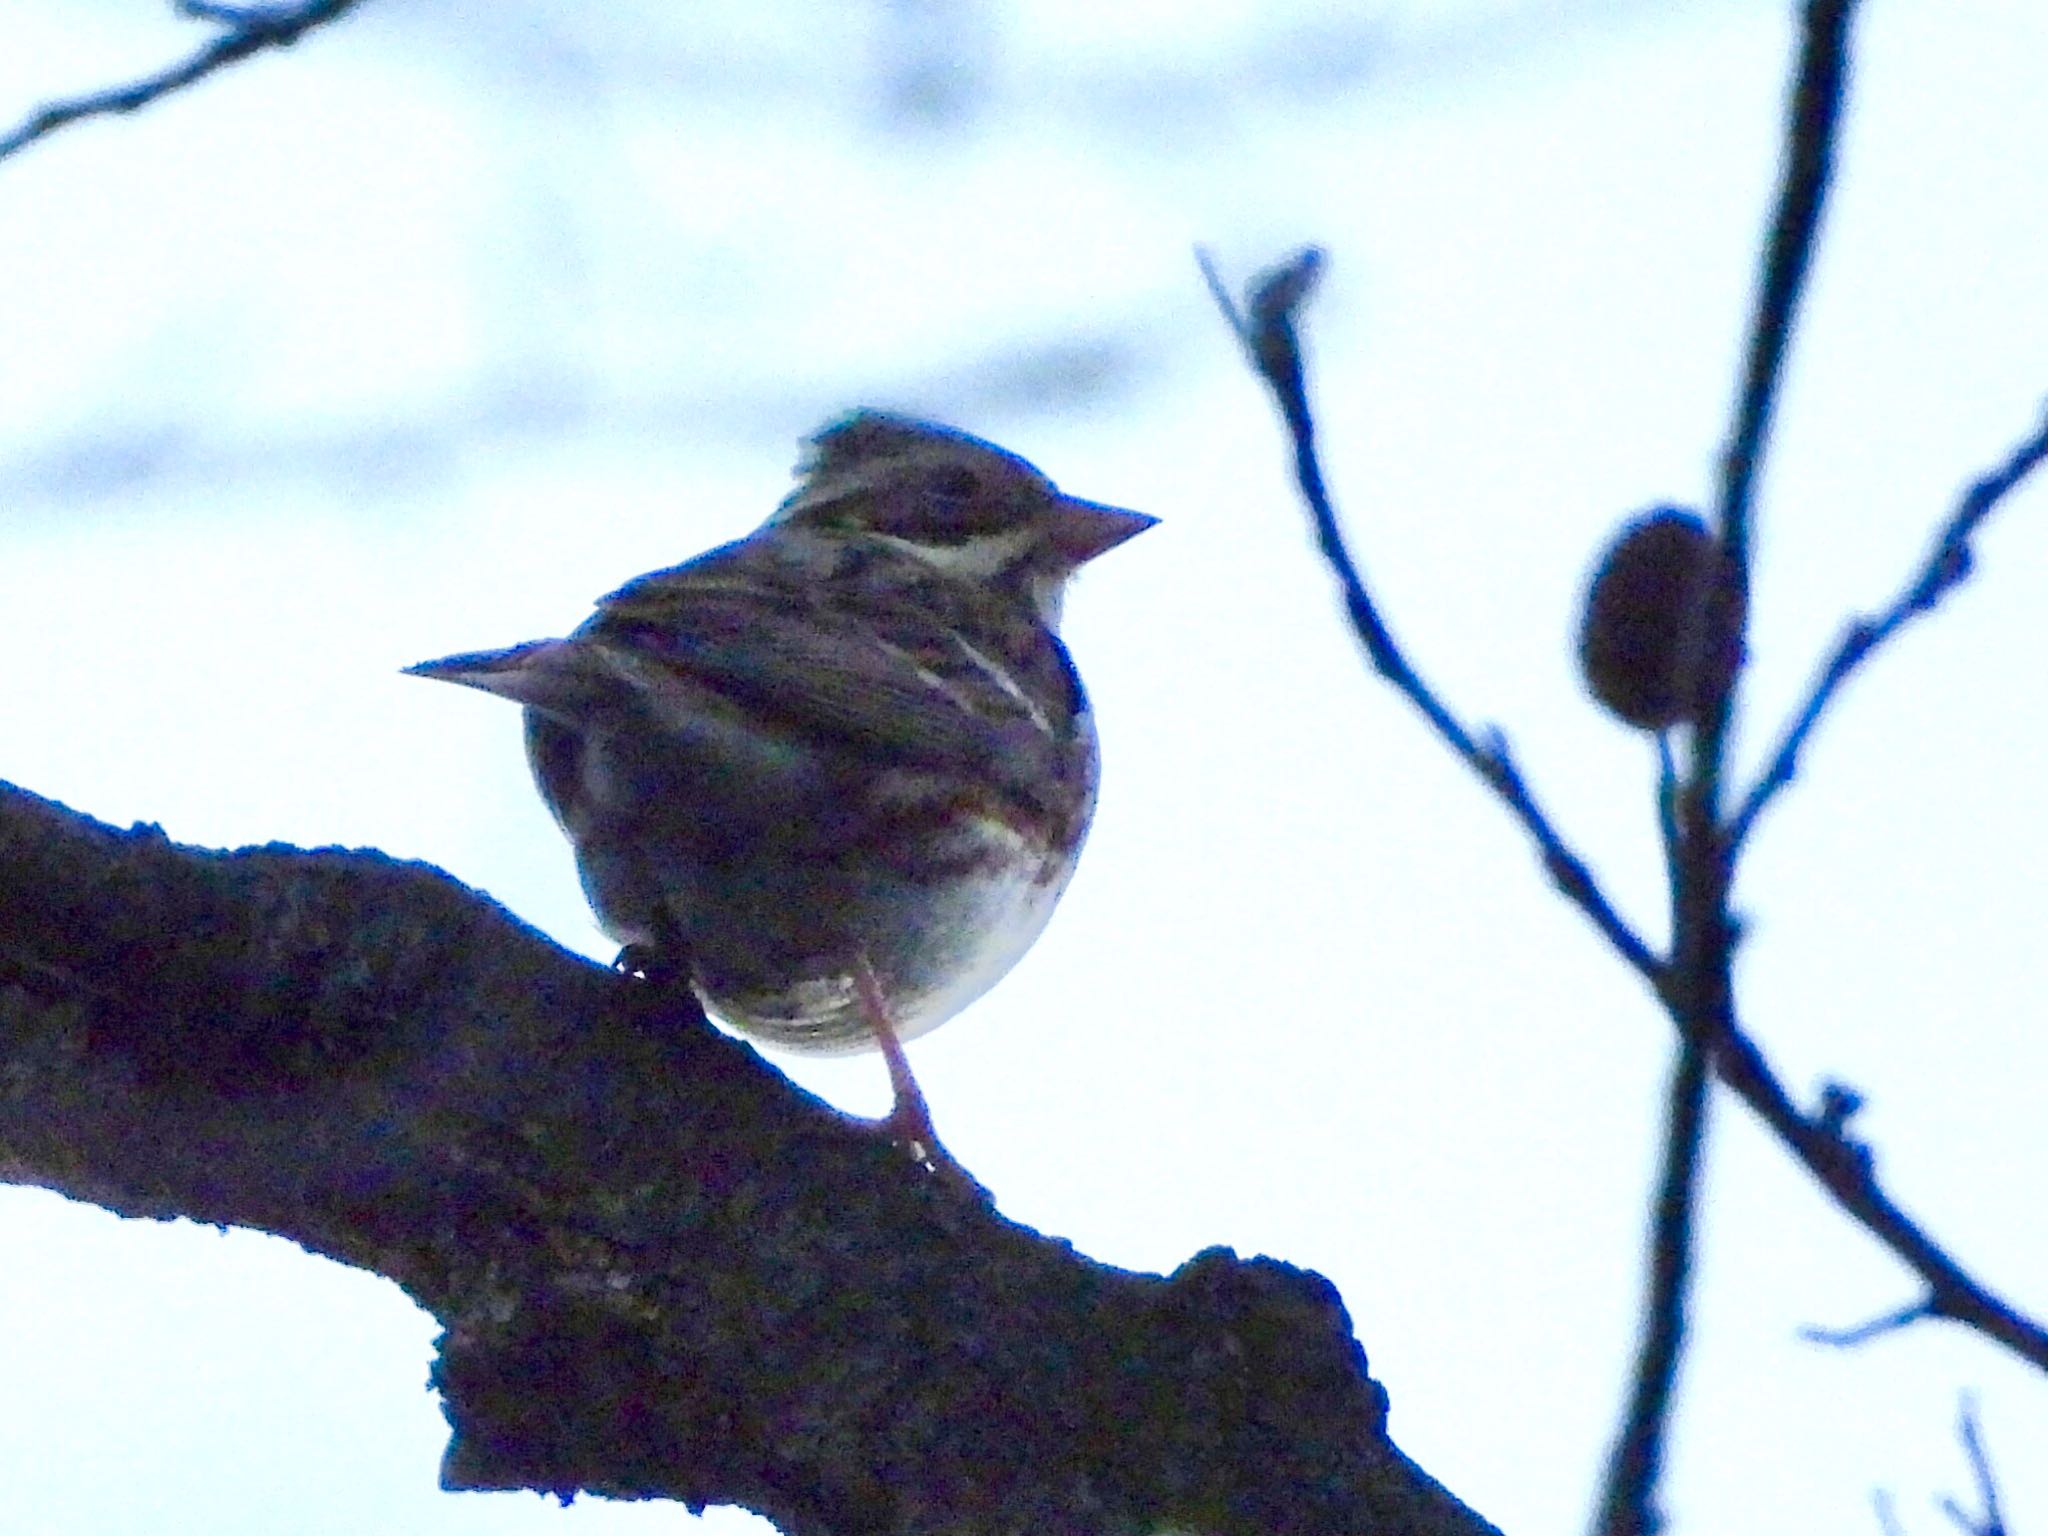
581,543 -> 1076,776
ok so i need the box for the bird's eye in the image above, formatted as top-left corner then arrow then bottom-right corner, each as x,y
928,466 -> 980,509
898,465 -> 988,538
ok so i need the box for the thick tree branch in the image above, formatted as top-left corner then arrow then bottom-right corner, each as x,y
0,0 -> 366,165
0,778 -> 1498,1536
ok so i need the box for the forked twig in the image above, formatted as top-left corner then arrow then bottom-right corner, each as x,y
1871,1398 -> 2013,1536
1731,406 -> 2048,851
1203,234 -> 2048,1376
1594,6 -> 1862,1529
1939,1396 -> 2008,1536
0,0 -> 366,164
1204,10 -> 2048,1533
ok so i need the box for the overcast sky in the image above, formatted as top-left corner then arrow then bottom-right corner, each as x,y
1,2 -> 2043,1533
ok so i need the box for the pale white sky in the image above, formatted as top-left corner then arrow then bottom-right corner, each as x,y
1,3 -> 2043,1534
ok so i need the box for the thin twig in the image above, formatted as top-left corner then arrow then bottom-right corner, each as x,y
1655,734 -> 1682,906
1206,0 -> 2048,1502
1731,405 -> 2048,850
1667,0 -> 2048,1379
1713,0 -> 1857,586
1591,1037 -> 1711,1536
1710,999 -> 2048,1369
1204,235 -> 2048,1378
1666,0 -> 1861,1053
1593,735 -> 1704,1536
1592,9 -> 1861,1530
0,0 -> 365,165
1197,245 -> 1663,986
1670,0 -> 1859,949
1939,1395 -> 2008,1536
1801,1298 -> 1933,1349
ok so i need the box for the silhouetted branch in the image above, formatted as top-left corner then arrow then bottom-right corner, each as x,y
0,778 -> 1499,1536
1654,0 -> 2047,1381
1203,234 -> 2048,1379
1596,6 -> 1861,1533
1714,1003 -> 2047,1368
1802,1299 -> 1934,1349
1207,19 -> 2048,1536
0,0 -> 366,165
1711,0 -> 1856,587
1681,0 -> 2046,1383
1590,1037 -> 1710,1536
1880,1398 -> 2018,1536
1731,405 -> 2048,850
1655,735 -> 1681,900
1198,245 -> 1662,987
1939,1396 -> 2008,1536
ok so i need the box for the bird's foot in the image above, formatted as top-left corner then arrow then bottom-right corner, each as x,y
611,932 -> 716,1052
614,941 -> 688,984
876,1095 -> 991,1204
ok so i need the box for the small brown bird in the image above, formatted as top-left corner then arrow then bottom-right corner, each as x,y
407,412 -> 1154,1168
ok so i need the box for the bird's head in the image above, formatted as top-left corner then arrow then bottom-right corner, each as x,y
772,410 -> 1155,625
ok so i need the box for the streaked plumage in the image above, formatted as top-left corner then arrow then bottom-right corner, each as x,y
407,412 -> 1152,1081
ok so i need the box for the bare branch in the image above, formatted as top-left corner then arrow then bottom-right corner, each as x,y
1731,404 -> 2048,850
1872,1399 -> 2014,1536
1590,1038 -> 1711,1536
1709,1012 -> 2048,1370
1712,0 -> 1858,586
1654,735 -> 1680,885
1204,0 -> 2047,1451
1198,245 -> 1663,988
1595,10 -> 1863,1531
1801,1299 -> 1935,1349
1939,1395 -> 2008,1536
1657,1 -> 2045,1377
0,0 -> 366,165
1667,0 -> 1863,1098
1212,315 -> 2048,1380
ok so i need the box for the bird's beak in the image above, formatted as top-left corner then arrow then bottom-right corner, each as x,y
1047,497 -> 1158,563
404,640 -> 579,709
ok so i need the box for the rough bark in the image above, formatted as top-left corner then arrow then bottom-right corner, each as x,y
0,779 -> 1498,1536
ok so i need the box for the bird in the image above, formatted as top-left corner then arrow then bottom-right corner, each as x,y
405,410 -> 1154,1172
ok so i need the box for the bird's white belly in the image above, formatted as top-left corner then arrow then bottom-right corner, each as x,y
886,833 -> 1074,1043
698,816 -> 1081,1057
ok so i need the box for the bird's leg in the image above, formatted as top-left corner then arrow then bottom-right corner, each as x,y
852,957 -> 982,1194
852,958 -> 938,1156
